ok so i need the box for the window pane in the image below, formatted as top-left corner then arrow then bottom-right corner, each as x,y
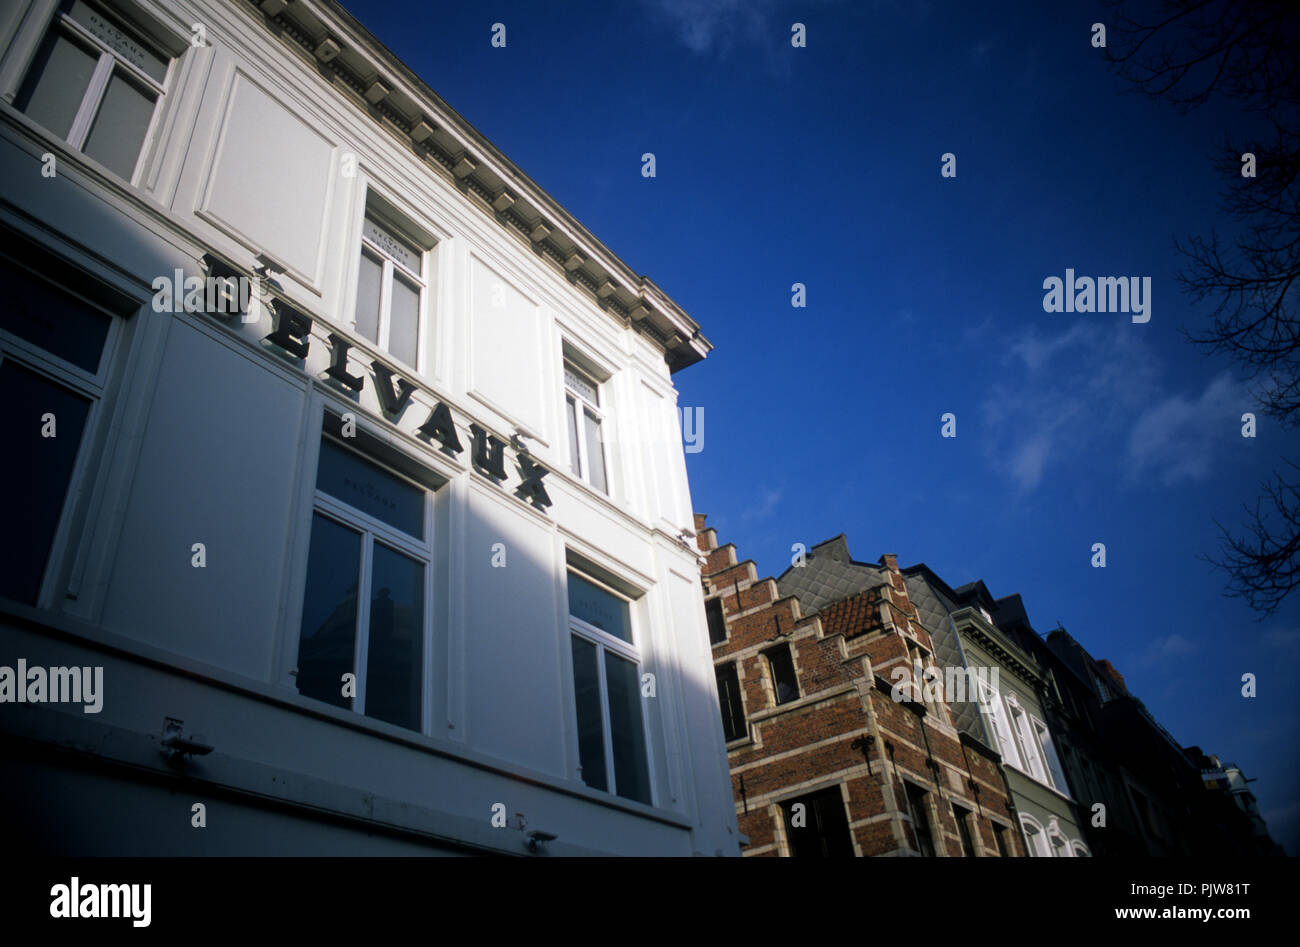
316,437 -> 423,539
767,645 -> 799,704
716,663 -> 745,742
363,215 -> 422,273
567,572 -> 631,643
705,597 -> 727,644
387,273 -> 419,366
954,806 -> 976,856
784,787 -> 853,857
563,364 -> 598,404
67,1 -> 168,82
82,70 -> 154,180
993,824 -> 1009,857
583,408 -> 607,494
0,256 -> 111,373
1036,720 -> 1071,794
605,652 -> 651,805
0,360 -> 90,605
364,542 -> 423,731
296,513 -> 361,711
906,783 -> 935,856
354,251 -> 382,344
565,395 -> 581,476
571,635 -> 607,792
15,30 -> 98,140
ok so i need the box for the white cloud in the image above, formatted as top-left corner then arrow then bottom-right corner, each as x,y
981,323 -> 1247,494
1128,633 -> 1200,671
1126,372 -> 1246,486
643,0 -> 777,55
743,485 -> 783,521
981,323 -> 1159,492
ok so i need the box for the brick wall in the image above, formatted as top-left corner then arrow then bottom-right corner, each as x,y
697,514 -> 1023,857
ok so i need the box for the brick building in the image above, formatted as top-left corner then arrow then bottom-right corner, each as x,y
696,515 -> 1021,857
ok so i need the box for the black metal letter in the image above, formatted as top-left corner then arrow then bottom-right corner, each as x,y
417,402 -> 463,454
325,333 -> 364,391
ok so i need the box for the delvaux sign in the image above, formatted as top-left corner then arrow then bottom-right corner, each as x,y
186,253 -> 552,511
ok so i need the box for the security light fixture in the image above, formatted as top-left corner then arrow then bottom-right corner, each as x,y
161,717 -> 213,762
526,829 -> 557,853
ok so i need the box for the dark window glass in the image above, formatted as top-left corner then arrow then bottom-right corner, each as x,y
782,787 -> 854,857
82,70 -> 154,180
316,437 -> 423,539
364,542 -> 423,731
0,256 -> 111,374
993,823 -> 1010,857
296,512 -> 361,710
906,783 -> 936,856
606,652 -> 651,805
953,805 -> 977,856
716,663 -> 746,742
567,571 -> 631,643
0,360 -> 91,604
766,644 -> 799,705
706,596 -> 726,644
14,29 -> 97,139
571,635 -> 607,792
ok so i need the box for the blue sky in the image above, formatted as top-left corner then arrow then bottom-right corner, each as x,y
342,0 -> 1300,852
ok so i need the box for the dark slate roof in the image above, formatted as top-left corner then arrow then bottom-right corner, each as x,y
905,571 -> 990,746
776,535 -> 883,610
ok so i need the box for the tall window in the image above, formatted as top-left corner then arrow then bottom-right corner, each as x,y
1034,717 -> 1071,795
952,804 -> 977,856
15,0 -> 170,182
295,435 -> 431,732
977,681 -> 1021,769
715,662 -> 746,743
904,783 -> 936,856
1007,696 -> 1047,783
568,570 -> 651,805
355,212 -> 425,368
0,254 -> 113,605
992,822 -> 1010,857
765,643 -> 799,705
564,361 -> 607,494
705,596 -> 727,644
781,786 -> 854,857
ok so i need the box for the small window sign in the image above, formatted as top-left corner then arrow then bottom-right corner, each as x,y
568,571 -> 631,643
363,216 -> 421,274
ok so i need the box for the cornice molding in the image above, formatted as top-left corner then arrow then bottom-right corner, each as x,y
241,0 -> 711,372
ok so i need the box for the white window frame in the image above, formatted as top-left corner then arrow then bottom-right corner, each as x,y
1021,815 -> 1052,857
977,680 -> 1021,770
0,259 -> 122,609
298,434 -> 436,734
567,569 -> 654,805
1032,715 -> 1071,796
355,212 -> 427,371
563,360 -> 608,494
1007,694 -> 1047,783
1047,819 -> 1073,857
18,1 -> 171,183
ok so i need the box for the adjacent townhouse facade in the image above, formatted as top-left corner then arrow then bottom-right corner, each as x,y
988,605 -> 1152,857
699,521 -> 1022,857
0,0 -> 741,856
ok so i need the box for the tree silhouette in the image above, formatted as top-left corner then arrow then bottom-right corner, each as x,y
1106,0 -> 1300,613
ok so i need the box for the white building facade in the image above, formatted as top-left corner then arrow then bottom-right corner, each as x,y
0,0 -> 739,856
